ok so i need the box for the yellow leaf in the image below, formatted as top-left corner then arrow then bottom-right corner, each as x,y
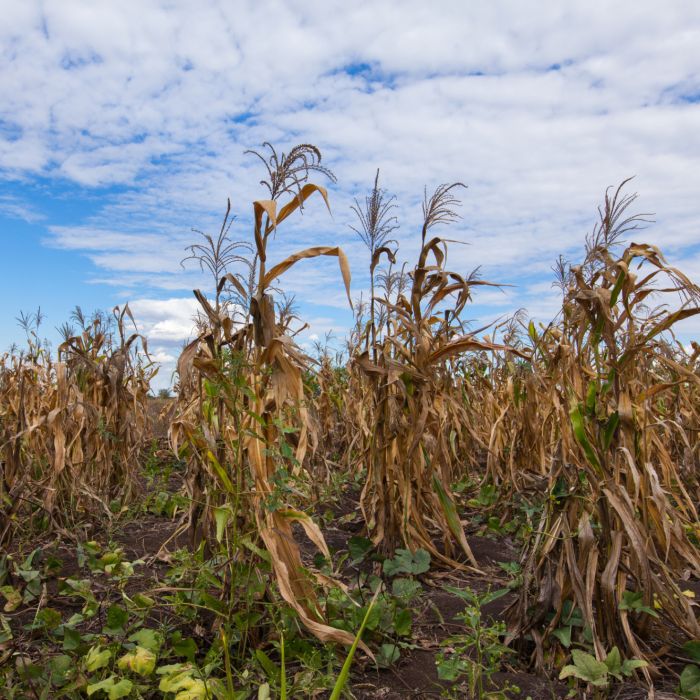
117,646 -> 156,676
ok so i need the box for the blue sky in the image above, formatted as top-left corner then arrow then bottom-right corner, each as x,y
2,1 -> 700,388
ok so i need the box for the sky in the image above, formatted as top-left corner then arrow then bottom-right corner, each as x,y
2,1 -> 700,389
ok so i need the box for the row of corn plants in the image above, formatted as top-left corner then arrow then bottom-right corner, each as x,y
2,145 -> 698,695
0,306 -> 154,545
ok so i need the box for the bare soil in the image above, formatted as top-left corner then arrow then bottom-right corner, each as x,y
3,442 -> 691,699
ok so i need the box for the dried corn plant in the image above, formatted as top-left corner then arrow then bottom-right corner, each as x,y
507,183 -> 700,675
0,306 -> 154,545
171,143 -> 368,651
351,181 -> 517,567
648,338 -> 700,502
304,335 -> 350,489
349,169 -> 399,358
470,316 -> 564,502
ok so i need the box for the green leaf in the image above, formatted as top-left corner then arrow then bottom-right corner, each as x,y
15,658 -> 42,680
620,658 -> 647,677
619,590 -> 659,618
105,604 -> 128,632
62,626 -> 82,651
436,655 -> 464,681
552,626 -> 572,648
255,649 -> 279,681
411,549 -> 431,575
175,680 -> 208,700
528,320 -> 538,343
35,607 -> 62,630
171,634 -> 198,662
213,506 -> 231,544
383,548 -> 430,577
157,665 -> 207,698
550,476 -> 569,502
444,585 -> 478,604
131,593 -> 155,609
156,663 -> 190,675
393,608 -> 412,636
585,381 -> 597,416
432,474 -> 466,551
128,628 -> 162,653
391,578 -> 422,601
569,402 -> 601,473
479,587 -> 510,606
684,641 -> 700,664
85,645 -> 112,672
680,664 -> 700,698
559,649 -> 608,686
49,654 -> 73,685
0,614 -> 11,643
360,600 -> 381,631
347,536 -> 373,563
87,676 -> 133,699
280,440 -> 294,460
233,610 -> 262,632
206,451 -> 234,494
241,537 -> 271,563
377,643 -> 400,667
329,586 -> 381,700
471,483 -> 498,507
609,269 -> 626,307
604,646 -> 622,678
383,550 -> 410,577
200,591 -> 226,615
602,412 -> 620,450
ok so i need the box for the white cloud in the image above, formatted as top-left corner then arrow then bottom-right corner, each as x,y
126,297 -> 200,389
0,194 -> 44,223
128,297 -> 200,344
2,0 -> 700,376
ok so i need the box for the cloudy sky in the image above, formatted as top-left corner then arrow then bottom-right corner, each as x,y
2,1 -> 700,388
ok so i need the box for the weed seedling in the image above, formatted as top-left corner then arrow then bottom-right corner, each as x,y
435,586 -> 516,700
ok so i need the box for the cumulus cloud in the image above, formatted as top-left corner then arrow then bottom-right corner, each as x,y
1,0 -> 700,382
126,297 -> 200,389
128,298 -> 200,343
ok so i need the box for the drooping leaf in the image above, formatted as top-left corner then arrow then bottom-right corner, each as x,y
213,506 -> 231,544
569,402 -> 601,473
263,246 -> 352,307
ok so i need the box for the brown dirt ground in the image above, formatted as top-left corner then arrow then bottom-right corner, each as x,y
3,443 -> 694,699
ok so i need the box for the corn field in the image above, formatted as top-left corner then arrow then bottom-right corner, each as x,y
1,145 -> 699,700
